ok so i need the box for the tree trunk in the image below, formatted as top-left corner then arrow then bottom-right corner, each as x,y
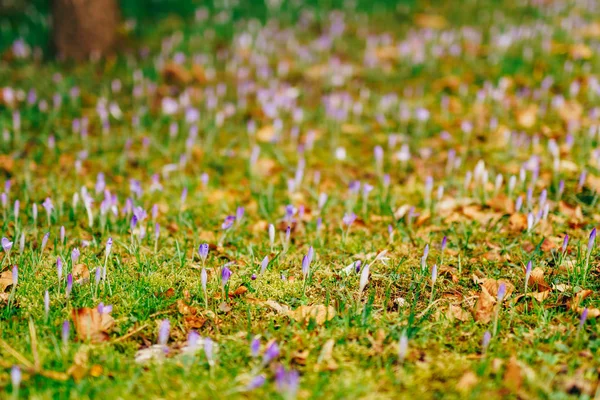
52,0 -> 120,61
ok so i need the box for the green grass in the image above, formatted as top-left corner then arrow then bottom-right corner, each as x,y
0,0 -> 599,398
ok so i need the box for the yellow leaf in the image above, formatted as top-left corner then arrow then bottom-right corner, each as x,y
287,304 -> 336,326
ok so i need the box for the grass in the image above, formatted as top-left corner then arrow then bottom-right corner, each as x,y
0,0 -> 600,398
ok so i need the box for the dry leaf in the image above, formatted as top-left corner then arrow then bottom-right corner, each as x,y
503,356 -> 523,391
516,105 -> 537,128
482,278 -> 515,300
447,304 -> 471,322
316,339 -> 338,371
0,269 -> 14,292
71,307 -> 115,343
528,267 -> 551,292
162,63 -> 191,86
256,125 -> 276,142
287,304 -> 336,326
73,264 -> 90,284
456,371 -> 478,392
229,286 -> 248,298
508,213 -> 527,232
473,286 -> 496,323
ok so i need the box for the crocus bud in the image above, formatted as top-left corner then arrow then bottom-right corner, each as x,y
158,319 -> 170,346
198,243 -> 209,262
260,256 -> 269,274
359,264 -> 370,293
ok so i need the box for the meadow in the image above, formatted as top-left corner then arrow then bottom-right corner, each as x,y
0,0 -> 599,398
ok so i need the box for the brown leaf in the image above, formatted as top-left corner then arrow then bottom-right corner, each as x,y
503,356 -> 523,392
287,304 -> 336,326
414,14 -> 447,29
71,307 -> 115,343
473,286 -> 496,323
184,314 -> 207,329
316,339 -> 338,371
528,267 -> 551,292
456,371 -> 478,392
482,278 -> 515,300
487,194 -> 514,214
73,264 -> 90,284
292,350 -> 309,366
256,125 -> 276,143
516,105 -> 537,128
508,213 -> 527,232
229,286 -> 248,298
162,62 -> 191,86
0,269 -> 14,292
447,304 -> 471,322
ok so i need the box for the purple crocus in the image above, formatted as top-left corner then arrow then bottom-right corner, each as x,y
342,212 -> 356,227
198,243 -> 209,262
260,256 -> 269,274
12,265 -> 18,286
525,261 -> 532,286
497,283 -> 507,302
44,290 -> 50,317
158,319 -> 170,346
221,265 -> 232,288
56,257 -> 63,281
580,308 -> 589,328
221,215 -> 235,230
2,237 -> 12,253
441,236 -> 448,252
66,274 -> 73,297
251,336 -> 261,357
587,228 -> 596,255
106,237 -> 113,256
301,254 -> 310,278
11,365 -> 21,392
562,235 -> 569,254
62,320 -> 70,345
482,331 -> 492,352
204,337 -> 215,365
71,248 -> 80,264
275,365 -> 299,399
246,374 -> 266,391
263,341 -> 280,365
236,206 -> 245,223
41,232 -> 49,252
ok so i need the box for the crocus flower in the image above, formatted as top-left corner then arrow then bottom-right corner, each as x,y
497,283 -> 507,303
41,232 -> 49,252
431,264 -> 437,286
11,365 -> 21,392
441,236 -> 448,252
198,243 -> 209,262
251,336 -> 261,357
71,248 -> 80,263
260,256 -> 269,274
587,228 -> 596,255
342,212 -> 356,227
580,308 -> 589,328
204,337 -> 214,365
525,261 -> 532,287
158,319 -> 170,346
12,265 -> 18,286
187,330 -> 201,352
56,257 -> 63,281
359,264 -> 370,293
221,265 -> 232,288
2,237 -> 12,253
44,290 -> 50,317
301,254 -> 310,278
236,206 -> 245,223
482,331 -> 492,352
62,320 -> 70,345
221,215 -> 235,230
246,375 -> 266,391
398,332 -> 408,363
201,268 -> 207,293
263,341 -> 280,365
106,237 -> 113,256
562,235 -> 569,254
275,365 -> 300,399
66,274 -> 73,297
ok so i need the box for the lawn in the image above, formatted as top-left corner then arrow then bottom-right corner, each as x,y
0,0 -> 599,398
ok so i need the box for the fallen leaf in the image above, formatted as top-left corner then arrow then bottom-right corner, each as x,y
287,304 -> 336,326
516,105 -> 537,128
456,371 -> 478,392
71,307 -> 115,343
473,286 -> 496,323
528,267 -> 551,292
229,286 -> 248,298
482,278 -> 515,300
72,264 -> 90,284
447,304 -> 471,322
0,269 -> 13,292
503,356 -> 523,392
256,125 -> 276,142
162,62 -> 191,86
316,339 -> 338,371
